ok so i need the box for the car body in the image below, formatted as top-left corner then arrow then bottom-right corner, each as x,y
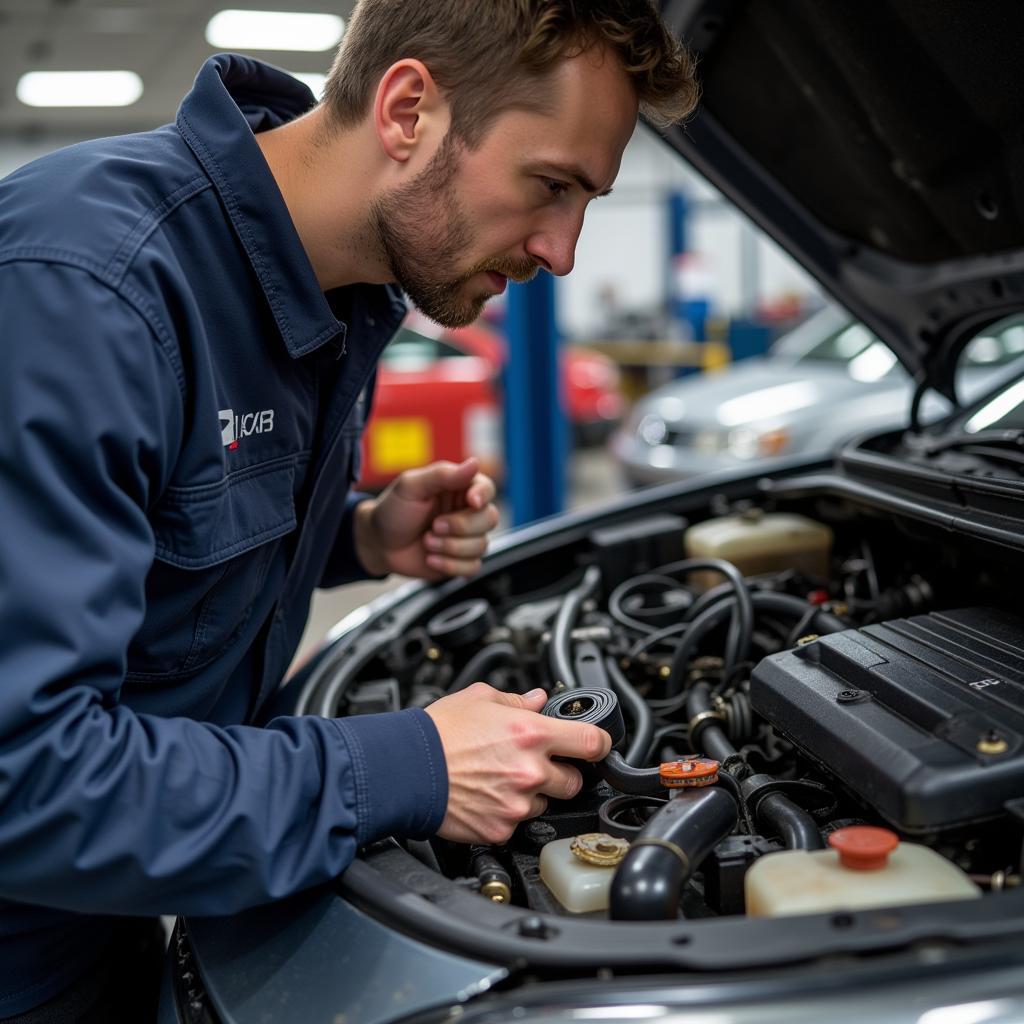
162,3 -> 1024,1023
355,320 -> 503,491
358,318 -> 623,489
612,304 -> 1024,486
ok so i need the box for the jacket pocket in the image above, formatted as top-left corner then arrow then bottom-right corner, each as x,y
126,459 -> 296,680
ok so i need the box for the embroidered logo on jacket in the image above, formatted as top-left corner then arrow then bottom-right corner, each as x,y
219,408 -> 275,450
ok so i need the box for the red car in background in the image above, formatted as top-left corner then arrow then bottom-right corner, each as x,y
356,314 -> 623,490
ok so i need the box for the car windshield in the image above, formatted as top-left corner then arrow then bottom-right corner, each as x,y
960,375 -> 1024,434
779,313 -> 1024,382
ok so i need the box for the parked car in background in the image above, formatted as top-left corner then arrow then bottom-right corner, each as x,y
358,315 -> 624,489
611,304 -> 1024,486
356,320 -> 502,491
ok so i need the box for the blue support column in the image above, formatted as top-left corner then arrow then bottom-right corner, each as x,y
503,273 -> 567,526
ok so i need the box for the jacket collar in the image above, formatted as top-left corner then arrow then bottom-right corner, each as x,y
175,53 -> 405,358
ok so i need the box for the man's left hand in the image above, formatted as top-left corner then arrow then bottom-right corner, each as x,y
353,458 -> 499,579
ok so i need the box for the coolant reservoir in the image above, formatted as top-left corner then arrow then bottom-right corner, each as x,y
745,826 -> 982,917
539,833 -> 629,913
684,510 -> 833,588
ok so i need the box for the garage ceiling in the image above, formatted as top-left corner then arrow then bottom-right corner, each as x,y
0,0 -> 357,138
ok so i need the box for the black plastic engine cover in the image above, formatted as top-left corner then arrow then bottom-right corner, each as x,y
750,608 -> 1024,833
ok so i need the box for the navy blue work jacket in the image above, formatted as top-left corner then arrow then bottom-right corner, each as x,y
0,54 -> 447,1015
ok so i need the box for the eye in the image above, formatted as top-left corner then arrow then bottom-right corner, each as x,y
541,177 -> 571,198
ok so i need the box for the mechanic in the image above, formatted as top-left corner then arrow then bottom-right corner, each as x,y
0,1 -> 697,1020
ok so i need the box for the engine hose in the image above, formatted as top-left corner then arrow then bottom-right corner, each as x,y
752,591 -> 847,634
683,580 -> 737,626
609,785 -> 738,920
450,642 -> 519,693
596,749 -> 665,797
655,558 -> 754,681
604,657 -> 655,766
549,565 -> 602,690
755,792 -> 824,850
608,574 -> 691,634
685,683 -> 737,763
666,591 -> 846,697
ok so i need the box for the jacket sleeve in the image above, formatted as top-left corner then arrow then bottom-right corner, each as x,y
0,260 -> 447,916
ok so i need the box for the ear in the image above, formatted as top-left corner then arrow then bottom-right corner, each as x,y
373,59 -> 448,164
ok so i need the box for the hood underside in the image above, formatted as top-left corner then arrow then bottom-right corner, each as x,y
660,0 -> 1024,400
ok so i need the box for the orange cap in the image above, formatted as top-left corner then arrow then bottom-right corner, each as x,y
829,826 -> 899,870
659,757 -> 720,788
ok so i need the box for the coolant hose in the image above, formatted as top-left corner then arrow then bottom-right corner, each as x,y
684,682 -> 737,763
605,657 -> 655,766
596,749 -> 664,796
754,792 -> 824,850
450,642 -> 519,693
549,565 -> 602,690
667,591 -> 846,697
609,785 -> 738,920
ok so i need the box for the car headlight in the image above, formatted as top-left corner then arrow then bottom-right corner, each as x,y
636,413 -> 668,447
698,427 -> 790,459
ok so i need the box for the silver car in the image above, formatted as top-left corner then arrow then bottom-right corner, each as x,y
612,305 -> 1024,486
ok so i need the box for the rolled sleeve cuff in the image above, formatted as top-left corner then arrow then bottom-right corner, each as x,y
332,707 -> 448,844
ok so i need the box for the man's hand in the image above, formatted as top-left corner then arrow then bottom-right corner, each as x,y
354,457 -> 499,579
424,683 -> 612,844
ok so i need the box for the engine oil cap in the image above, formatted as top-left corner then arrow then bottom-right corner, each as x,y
570,832 -> 630,867
659,757 -> 720,788
829,826 -> 899,870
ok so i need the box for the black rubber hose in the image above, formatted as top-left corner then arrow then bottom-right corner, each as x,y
751,591 -> 847,634
609,786 -> 738,920
605,657 -> 655,767
549,565 -> 602,690
596,749 -> 665,797
755,792 -> 824,850
684,682 -> 737,763
655,559 -> 754,681
666,591 -> 846,697
450,642 -> 519,693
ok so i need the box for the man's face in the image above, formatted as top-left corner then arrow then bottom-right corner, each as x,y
370,47 -> 639,328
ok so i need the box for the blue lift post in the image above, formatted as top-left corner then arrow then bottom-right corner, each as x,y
503,273 -> 567,526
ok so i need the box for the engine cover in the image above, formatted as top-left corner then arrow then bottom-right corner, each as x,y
751,607 -> 1024,833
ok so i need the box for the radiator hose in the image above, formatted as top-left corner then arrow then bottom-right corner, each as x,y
609,784 -> 737,920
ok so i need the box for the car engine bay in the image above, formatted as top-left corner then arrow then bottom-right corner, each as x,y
294,470 -> 1024,963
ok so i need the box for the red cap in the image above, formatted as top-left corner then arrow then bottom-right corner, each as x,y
807,589 -> 831,606
828,826 -> 899,870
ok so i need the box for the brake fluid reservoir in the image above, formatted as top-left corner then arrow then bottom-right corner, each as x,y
745,826 -> 982,917
539,833 -> 629,913
684,510 -> 832,588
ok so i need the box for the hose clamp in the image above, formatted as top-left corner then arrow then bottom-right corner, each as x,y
687,708 -> 726,740
631,837 -> 690,873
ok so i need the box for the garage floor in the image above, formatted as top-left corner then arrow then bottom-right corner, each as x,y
291,448 -> 620,670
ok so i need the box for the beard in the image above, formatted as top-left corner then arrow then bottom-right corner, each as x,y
369,133 -> 538,328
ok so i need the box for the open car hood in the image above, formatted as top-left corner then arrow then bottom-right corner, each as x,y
660,0 -> 1024,402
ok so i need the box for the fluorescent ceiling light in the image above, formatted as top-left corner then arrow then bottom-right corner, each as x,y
206,10 -> 344,51
17,70 -> 143,107
291,72 -> 327,98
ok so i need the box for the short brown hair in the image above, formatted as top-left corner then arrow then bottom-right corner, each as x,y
322,0 -> 698,145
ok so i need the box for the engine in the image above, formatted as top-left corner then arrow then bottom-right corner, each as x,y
302,499 -> 1024,923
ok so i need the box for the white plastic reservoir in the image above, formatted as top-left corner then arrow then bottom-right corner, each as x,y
745,826 -> 982,918
539,834 -> 628,913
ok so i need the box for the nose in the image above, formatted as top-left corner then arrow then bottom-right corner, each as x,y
526,211 -> 585,278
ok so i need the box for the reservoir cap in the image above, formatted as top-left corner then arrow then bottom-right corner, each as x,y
829,826 -> 899,870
